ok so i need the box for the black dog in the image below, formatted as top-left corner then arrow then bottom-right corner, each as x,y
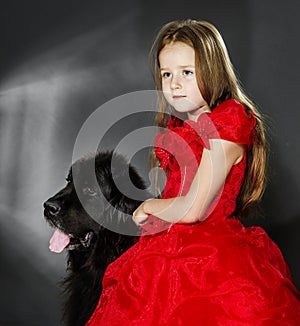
44,151 -> 145,326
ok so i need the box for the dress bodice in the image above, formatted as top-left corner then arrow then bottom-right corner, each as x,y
153,99 -> 257,223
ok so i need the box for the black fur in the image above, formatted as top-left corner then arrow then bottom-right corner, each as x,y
44,151 -> 145,326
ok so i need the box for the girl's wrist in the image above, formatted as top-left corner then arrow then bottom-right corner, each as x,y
143,198 -> 155,214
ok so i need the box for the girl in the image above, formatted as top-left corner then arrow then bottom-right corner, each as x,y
86,19 -> 300,325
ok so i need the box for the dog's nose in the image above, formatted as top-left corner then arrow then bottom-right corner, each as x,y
44,200 -> 61,216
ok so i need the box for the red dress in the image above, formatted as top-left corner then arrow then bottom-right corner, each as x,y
86,99 -> 300,325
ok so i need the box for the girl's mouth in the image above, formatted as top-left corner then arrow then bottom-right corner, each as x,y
172,95 -> 186,99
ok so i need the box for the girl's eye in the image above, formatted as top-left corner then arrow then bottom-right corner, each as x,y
161,72 -> 171,78
183,70 -> 193,76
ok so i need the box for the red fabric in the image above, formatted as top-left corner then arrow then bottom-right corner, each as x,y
86,99 -> 300,325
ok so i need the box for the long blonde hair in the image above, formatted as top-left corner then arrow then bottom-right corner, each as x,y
149,19 -> 268,217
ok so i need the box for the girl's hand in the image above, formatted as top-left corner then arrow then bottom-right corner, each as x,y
132,202 -> 149,226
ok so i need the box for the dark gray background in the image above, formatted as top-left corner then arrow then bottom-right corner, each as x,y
0,1 -> 299,325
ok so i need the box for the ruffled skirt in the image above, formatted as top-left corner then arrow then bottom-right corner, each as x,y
86,218 -> 300,325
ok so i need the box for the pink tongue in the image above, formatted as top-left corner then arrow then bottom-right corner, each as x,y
49,229 -> 70,253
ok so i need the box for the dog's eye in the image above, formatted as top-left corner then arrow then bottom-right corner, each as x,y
83,187 -> 97,197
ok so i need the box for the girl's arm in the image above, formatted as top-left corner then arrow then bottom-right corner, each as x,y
133,139 -> 244,225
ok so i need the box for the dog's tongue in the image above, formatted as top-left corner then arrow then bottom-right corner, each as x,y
49,229 -> 70,253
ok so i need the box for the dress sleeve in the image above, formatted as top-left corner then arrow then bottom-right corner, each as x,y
200,99 -> 257,150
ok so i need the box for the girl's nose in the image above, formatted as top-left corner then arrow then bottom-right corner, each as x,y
170,75 -> 182,90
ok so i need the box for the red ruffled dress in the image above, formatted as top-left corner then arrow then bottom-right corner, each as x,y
86,99 -> 300,325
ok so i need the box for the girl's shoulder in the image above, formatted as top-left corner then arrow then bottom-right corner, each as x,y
201,99 -> 257,149
210,99 -> 252,124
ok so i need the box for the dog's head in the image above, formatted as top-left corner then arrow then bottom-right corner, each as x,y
43,151 -> 145,253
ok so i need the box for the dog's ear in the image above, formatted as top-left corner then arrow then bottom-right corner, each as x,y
106,195 -> 141,235
109,154 -> 144,193
109,154 -> 129,181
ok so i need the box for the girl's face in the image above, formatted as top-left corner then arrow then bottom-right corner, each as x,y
159,42 -> 210,121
